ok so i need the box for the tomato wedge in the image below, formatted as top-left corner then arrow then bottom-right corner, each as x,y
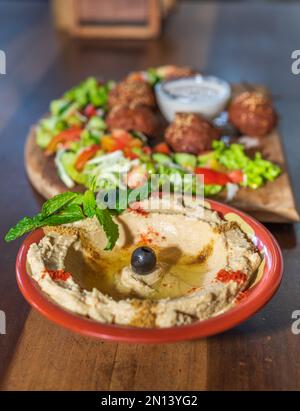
84,104 -> 97,118
123,148 -> 139,160
153,142 -> 170,155
195,167 -> 232,185
75,144 -> 100,171
112,129 -> 133,148
142,146 -> 152,155
101,135 -> 118,152
227,170 -> 244,184
45,127 -> 82,155
101,130 -> 144,159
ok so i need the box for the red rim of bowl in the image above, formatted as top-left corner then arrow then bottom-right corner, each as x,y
16,199 -> 283,343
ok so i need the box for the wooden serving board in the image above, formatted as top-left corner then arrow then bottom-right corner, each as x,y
24,84 -> 299,223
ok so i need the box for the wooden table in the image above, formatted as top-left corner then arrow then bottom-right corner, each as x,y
1,1 -> 300,390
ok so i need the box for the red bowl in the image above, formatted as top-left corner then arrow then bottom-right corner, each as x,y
16,200 -> 283,343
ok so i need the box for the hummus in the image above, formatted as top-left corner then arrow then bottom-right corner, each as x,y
27,195 -> 261,328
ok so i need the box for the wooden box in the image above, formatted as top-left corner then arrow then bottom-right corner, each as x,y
52,0 -> 175,39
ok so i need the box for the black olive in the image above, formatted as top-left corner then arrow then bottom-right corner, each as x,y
131,246 -> 157,275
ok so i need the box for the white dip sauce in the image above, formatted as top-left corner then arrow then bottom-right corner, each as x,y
155,75 -> 231,122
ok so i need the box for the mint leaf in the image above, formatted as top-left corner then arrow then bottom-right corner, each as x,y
5,214 -> 43,242
70,193 -> 84,206
95,207 -> 119,250
5,204 -> 85,242
82,190 -> 96,218
41,192 -> 80,217
42,204 -> 84,226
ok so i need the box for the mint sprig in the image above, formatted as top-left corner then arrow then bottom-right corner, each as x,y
5,190 -> 119,250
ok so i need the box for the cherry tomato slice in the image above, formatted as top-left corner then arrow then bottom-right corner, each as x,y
153,142 -> 171,155
75,144 -> 100,171
227,170 -> 244,184
195,167 -> 232,186
45,127 -> 82,155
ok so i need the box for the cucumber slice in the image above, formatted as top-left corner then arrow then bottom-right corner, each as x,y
173,153 -> 197,169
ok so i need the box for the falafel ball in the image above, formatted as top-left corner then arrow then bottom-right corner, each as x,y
106,105 -> 158,136
165,113 -> 219,154
228,91 -> 277,137
108,80 -> 156,109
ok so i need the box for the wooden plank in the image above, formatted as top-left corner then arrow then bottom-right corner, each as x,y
24,84 -> 299,223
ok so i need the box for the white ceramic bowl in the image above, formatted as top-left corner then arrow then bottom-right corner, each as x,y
155,75 -> 231,122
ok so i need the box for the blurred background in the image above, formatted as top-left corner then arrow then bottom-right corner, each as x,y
1,0 -> 299,161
